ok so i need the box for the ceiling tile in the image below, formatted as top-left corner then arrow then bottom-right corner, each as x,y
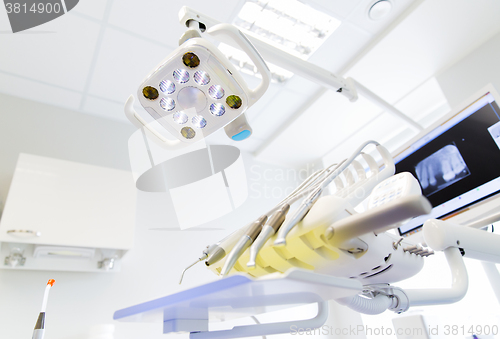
87,27 -> 172,104
0,72 -> 82,110
256,92 -> 383,166
346,0 -> 500,104
305,21 -> 372,74
0,15 -> 100,92
393,77 -> 449,122
71,0 -> 109,20
250,88 -> 314,140
82,95 -> 131,124
107,0 -> 243,47
244,83 -> 283,122
322,112 -> 412,166
0,4 -> 10,31
346,0 -> 417,35
307,0 -> 363,20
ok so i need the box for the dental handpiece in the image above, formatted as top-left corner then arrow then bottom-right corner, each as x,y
205,223 -> 253,267
220,215 -> 268,277
179,243 -> 217,284
274,186 -> 323,247
247,204 -> 290,269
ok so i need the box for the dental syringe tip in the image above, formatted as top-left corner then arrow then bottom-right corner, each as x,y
47,279 -> 55,287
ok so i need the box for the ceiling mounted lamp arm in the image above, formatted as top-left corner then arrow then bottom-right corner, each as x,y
178,6 -> 356,102
179,7 -> 271,141
178,7 -> 425,134
180,8 -> 271,106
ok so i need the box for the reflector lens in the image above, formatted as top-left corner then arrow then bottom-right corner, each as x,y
142,86 -> 159,100
160,98 -> 175,111
192,115 -> 207,128
173,69 -> 190,83
177,87 -> 207,113
181,127 -> 196,139
183,52 -> 200,68
210,103 -> 225,116
194,71 -> 210,86
226,95 -> 242,109
173,111 -> 188,124
208,85 -> 224,99
159,80 -> 175,94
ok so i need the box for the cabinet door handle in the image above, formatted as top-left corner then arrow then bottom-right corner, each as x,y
6,230 -> 42,238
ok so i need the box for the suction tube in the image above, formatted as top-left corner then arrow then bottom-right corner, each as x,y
336,294 -> 394,315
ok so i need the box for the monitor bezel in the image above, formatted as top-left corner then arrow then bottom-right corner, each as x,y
393,83 -> 500,236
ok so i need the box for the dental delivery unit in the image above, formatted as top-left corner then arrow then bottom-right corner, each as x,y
113,6 -> 500,339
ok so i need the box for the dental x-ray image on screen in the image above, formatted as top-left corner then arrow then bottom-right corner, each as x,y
415,143 -> 470,196
394,88 -> 500,237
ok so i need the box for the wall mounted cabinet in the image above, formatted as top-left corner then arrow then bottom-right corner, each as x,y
0,154 -> 136,272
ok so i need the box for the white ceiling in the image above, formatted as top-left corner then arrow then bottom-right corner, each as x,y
1,0 -> 500,168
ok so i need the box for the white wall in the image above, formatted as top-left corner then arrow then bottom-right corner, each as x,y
436,31 -> 500,108
0,93 -> 135,210
0,94 -> 305,339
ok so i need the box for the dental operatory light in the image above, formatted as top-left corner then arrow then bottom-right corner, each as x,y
234,0 -> 341,59
125,15 -> 271,149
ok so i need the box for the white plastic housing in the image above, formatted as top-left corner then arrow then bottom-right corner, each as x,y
368,172 -> 422,210
137,38 -> 249,142
423,219 -> 500,263
133,23 -> 270,147
0,154 -> 136,272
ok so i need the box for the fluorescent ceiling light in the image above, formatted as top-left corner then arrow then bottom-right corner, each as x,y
218,43 -> 293,83
224,0 -> 341,82
235,0 -> 341,59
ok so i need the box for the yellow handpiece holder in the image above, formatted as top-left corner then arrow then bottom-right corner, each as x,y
209,144 -> 397,278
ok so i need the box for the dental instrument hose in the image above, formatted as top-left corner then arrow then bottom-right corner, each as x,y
274,140 -> 380,246
186,140 -> 381,279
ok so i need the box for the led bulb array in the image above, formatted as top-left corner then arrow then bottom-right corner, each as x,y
140,50 -> 245,141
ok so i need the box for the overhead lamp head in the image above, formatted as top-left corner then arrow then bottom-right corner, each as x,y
137,39 -> 251,144
125,19 -> 271,150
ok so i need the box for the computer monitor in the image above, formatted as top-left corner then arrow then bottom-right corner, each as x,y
394,84 -> 500,237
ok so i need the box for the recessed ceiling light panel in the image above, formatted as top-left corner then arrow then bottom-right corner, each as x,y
234,0 -> 341,60
218,43 -> 294,83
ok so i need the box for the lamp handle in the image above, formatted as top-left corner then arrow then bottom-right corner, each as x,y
206,23 -> 271,107
124,95 -> 186,150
